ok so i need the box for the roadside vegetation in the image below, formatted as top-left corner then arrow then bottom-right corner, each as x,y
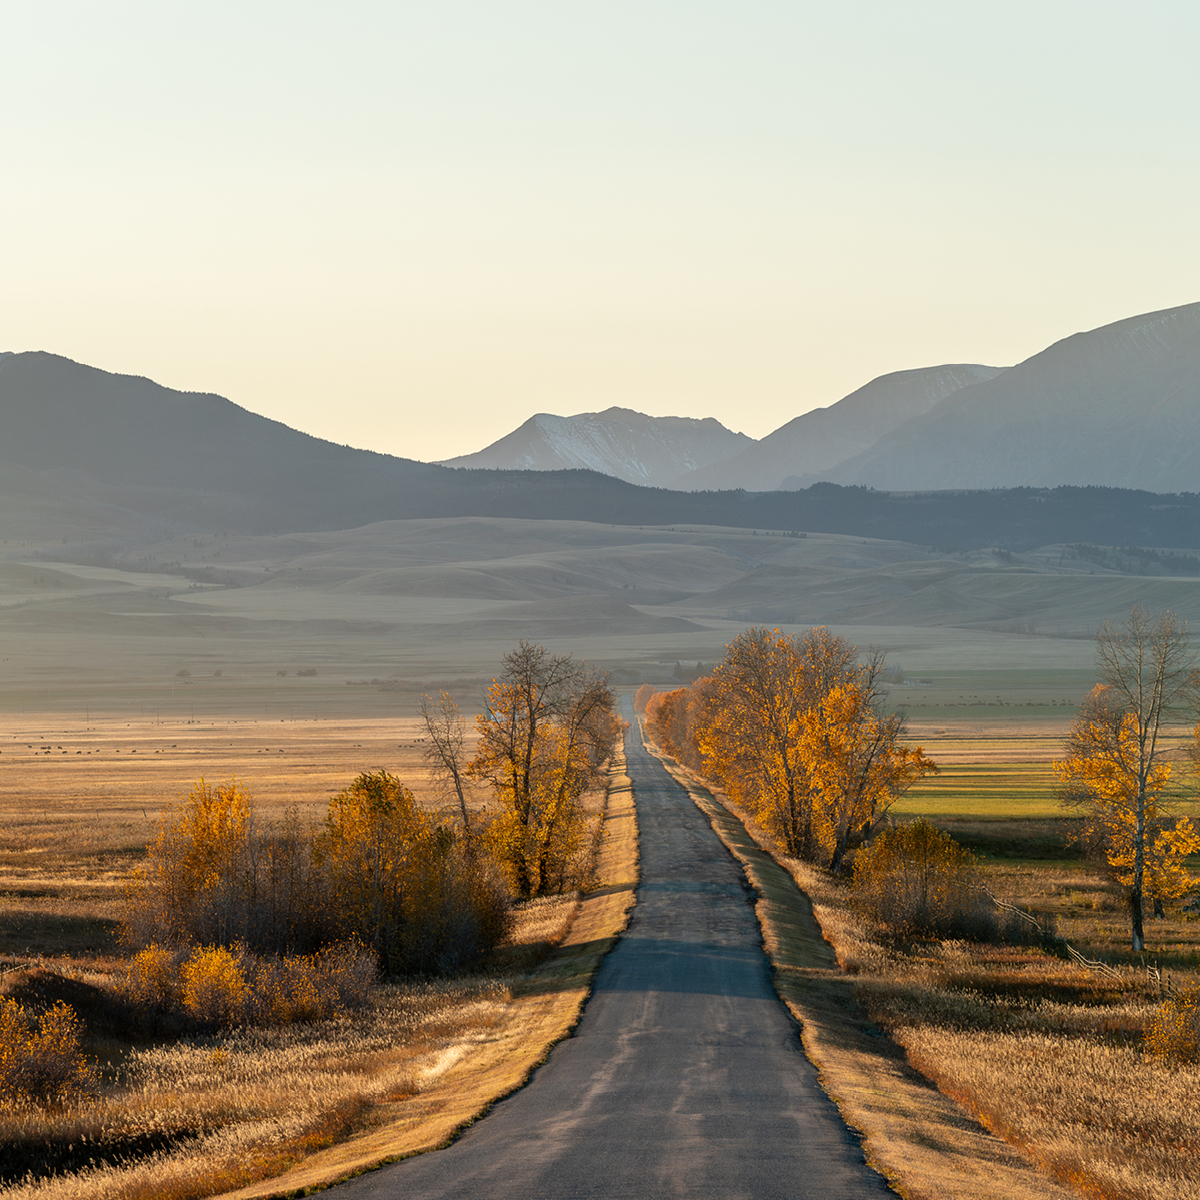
641,609 -> 1200,1200
0,641 -> 623,1199
644,625 -> 936,873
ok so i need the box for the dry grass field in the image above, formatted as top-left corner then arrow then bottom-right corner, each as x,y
0,724 -> 637,1200
0,713 -> 461,963
897,727 -> 1200,969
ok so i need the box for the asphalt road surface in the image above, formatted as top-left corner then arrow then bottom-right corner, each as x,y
331,701 -> 893,1199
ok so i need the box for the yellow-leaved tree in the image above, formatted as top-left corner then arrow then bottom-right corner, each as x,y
690,626 -> 934,869
800,681 -> 938,874
1056,682 -> 1200,947
1054,607 -> 1200,950
315,769 -> 477,975
123,778 -> 254,948
470,641 -> 620,898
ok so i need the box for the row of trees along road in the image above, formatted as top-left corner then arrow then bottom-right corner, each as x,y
1055,606 -> 1200,951
643,627 -> 937,874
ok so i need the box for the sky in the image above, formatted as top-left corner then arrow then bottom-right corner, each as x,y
2,2 -> 1199,462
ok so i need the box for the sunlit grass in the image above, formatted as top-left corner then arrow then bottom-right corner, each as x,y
894,761 -> 1062,819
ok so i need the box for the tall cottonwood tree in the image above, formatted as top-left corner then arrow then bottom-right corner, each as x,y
660,626 -> 934,869
1056,607 -> 1200,950
470,641 -> 620,898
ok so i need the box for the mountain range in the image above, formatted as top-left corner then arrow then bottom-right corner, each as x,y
440,407 -> 754,488
3,301 -> 1200,555
442,302 -> 1200,496
671,363 -> 1004,491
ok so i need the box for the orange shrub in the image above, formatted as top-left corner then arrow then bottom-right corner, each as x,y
0,998 -> 95,1106
125,943 -> 184,1011
180,946 -> 249,1027
852,820 -> 997,941
1145,986 -> 1200,1063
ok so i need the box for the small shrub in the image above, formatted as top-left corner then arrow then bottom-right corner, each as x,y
180,946 -> 249,1028
852,819 -> 998,941
126,942 -> 378,1030
1145,986 -> 1200,1063
125,944 -> 184,1011
252,954 -> 324,1025
312,940 -> 378,1010
250,942 -> 377,1024
0,998 -> 96,1105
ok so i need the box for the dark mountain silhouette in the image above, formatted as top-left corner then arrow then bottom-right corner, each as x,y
3,351 -> 1200,552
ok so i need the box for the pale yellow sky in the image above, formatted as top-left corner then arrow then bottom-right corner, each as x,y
2,3 -> 1198,461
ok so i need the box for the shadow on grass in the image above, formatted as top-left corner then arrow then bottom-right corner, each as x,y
0,912 -> 121,957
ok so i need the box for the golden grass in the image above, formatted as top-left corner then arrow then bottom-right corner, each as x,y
0,746 -> 637,1200
0,715 -> 477,961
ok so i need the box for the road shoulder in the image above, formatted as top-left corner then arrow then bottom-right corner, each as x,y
653,750 -> 1079,1200
217,749 -> 638,1200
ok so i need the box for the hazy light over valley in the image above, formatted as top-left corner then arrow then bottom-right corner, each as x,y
2,2 -> 1198,462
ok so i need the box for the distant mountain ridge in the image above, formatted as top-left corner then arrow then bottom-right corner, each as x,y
805,303 -> 1200,493
4,333 -> 1200,554
673,363 -> 1003,492
439,406 -> 754,487
438,301 -> 1200,496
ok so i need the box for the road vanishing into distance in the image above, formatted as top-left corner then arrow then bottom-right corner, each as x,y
332,700 -> 893,1200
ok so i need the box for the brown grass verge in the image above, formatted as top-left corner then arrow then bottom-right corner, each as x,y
651,750 -> 1080,1200
210,747 -> 638,1199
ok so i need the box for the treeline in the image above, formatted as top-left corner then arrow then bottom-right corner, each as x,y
1065,542 -> 1200,576
638,626 -> 936,874
122,773 -> 509,979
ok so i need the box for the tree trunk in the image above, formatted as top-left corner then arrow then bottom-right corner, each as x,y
1130,887 -> 1145,952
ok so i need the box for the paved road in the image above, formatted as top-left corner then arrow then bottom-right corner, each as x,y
331,701 -> 892,1199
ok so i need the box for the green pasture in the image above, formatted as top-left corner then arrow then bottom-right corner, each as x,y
893,762 -> 1062,820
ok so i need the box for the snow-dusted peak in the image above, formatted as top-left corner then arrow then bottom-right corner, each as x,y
439,407 -> 755,488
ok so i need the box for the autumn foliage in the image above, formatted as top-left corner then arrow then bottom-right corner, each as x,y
317,770 -> 509,975
647,626 -> 935,871
124,771 -> 510,987
125,941 -> 377,1029
122,780 -> 328,954
851,819 -> 994,940
1056,684 -> 1200,922
0,997 -> 95,1105
470,641 -> 620,898
1145,986 -> 1200,1063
